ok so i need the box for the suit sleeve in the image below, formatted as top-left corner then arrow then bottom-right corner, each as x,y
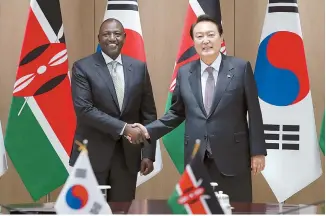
146,69 -> 186,141
71,62 -> 125,141
139,64 -> 158,161
244,61 -> 267,156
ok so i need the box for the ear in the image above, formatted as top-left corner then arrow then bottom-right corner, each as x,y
122,32 -> 126,43
219,33 -> 224,42
97,34 -> 100,43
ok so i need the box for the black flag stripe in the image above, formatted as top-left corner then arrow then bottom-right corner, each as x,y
36,0 -> 65,42
266,143 -> 279,149
269,0 -> 297,3
265,134 -> 279,140
283,134 -> 299,141
197,0 -> 222,24
264,124 -> 280,131
177,46 -> 197,64
107,4 -> 138,11
268,6 -> 298,13
282,144 -> 299,150
283,125 -> 300,132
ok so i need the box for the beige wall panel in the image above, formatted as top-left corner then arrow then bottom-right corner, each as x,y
235,0 -> 325,204
0,0 -> 95,204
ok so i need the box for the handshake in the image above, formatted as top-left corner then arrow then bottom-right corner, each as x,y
123,123 -> 150,144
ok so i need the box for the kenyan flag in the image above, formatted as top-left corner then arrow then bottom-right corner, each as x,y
4,0 -> 76,201
163,0 -> 226,173
168,150 -> 223,214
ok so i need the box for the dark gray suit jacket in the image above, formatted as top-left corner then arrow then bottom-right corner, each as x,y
69,52 -> 157,174
146,54 -> 266,176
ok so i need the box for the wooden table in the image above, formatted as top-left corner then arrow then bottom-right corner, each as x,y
2,199 -> 324,214
109,200 -> 323,214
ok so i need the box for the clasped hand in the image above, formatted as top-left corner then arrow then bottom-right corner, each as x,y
123,123 -> 149,144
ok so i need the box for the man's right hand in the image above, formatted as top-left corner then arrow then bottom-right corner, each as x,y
123,124 -> 144,144
131,123 -> 150,139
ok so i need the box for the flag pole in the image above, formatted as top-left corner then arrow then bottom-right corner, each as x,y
46,193 -> 51,202
191,139 -> 201,159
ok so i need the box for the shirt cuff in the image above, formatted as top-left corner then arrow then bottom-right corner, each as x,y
120,123 -> 127,135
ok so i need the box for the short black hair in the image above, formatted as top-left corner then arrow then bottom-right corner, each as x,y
189,14 -> 223,39
99,18 -> 125,33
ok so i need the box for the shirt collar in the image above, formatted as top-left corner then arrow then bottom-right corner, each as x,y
200,53 -> 222,76
101,51 -> 122,65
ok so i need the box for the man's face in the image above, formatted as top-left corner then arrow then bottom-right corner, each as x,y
193,21 -> 222,59
98,20 -> 126,59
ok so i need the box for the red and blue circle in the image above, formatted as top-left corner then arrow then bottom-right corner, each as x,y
65,184 -> 88,209
254,31 -> 310,106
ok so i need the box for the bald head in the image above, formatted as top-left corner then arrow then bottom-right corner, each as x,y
98,18 -> 126,60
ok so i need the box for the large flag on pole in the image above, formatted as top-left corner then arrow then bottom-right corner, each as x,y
163,0 -> 226,173
254,0 -> 322,202
0,121 -> 8,177
4,0 -> 76,201
99,0 -> 163,187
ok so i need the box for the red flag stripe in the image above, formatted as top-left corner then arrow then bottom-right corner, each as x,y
178,166 -> 208,214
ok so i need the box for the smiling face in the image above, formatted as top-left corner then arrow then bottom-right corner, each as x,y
192,21 -> 222,64
98,19 -> 126,60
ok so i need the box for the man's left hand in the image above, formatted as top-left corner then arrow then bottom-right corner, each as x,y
251,155 -> 265,175
140,158 -> 154,175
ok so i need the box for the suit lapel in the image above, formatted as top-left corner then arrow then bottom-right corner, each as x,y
188,60 -> 207,116
207,54 -> 235,118
120,55 -> 132,114
93,52 -> 120,111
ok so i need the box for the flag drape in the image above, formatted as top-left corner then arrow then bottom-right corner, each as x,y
255,0 -> 322,202
4,0 -> 76,200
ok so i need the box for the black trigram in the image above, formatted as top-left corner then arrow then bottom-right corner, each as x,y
264,124 -> 300,150
107,0 -> 138,11
75,168 -> 87,178
268,0 -> 298,13
89,202 -> 102,214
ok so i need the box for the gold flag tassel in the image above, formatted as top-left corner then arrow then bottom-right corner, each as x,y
191,139 -> 201,159
75,139 -> 88,152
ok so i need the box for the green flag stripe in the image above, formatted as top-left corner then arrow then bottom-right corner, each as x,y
168,187 -> 188,214
162,92 -> 185,174
319,112 -> 325,155
5,97 -> 68,200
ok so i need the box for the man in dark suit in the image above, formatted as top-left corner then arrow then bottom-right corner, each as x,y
131,15 -> 267,202
69,18 -> 157,202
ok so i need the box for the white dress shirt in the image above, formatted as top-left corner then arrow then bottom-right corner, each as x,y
101,51 -> 125,92
101,51 -> 127,135
200,54 -> 222,104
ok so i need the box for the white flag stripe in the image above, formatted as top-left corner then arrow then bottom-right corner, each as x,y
0,121 -> 8,177
189,0 -> 205,17
30,1 -> 60,43
136,140 -> 163,187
